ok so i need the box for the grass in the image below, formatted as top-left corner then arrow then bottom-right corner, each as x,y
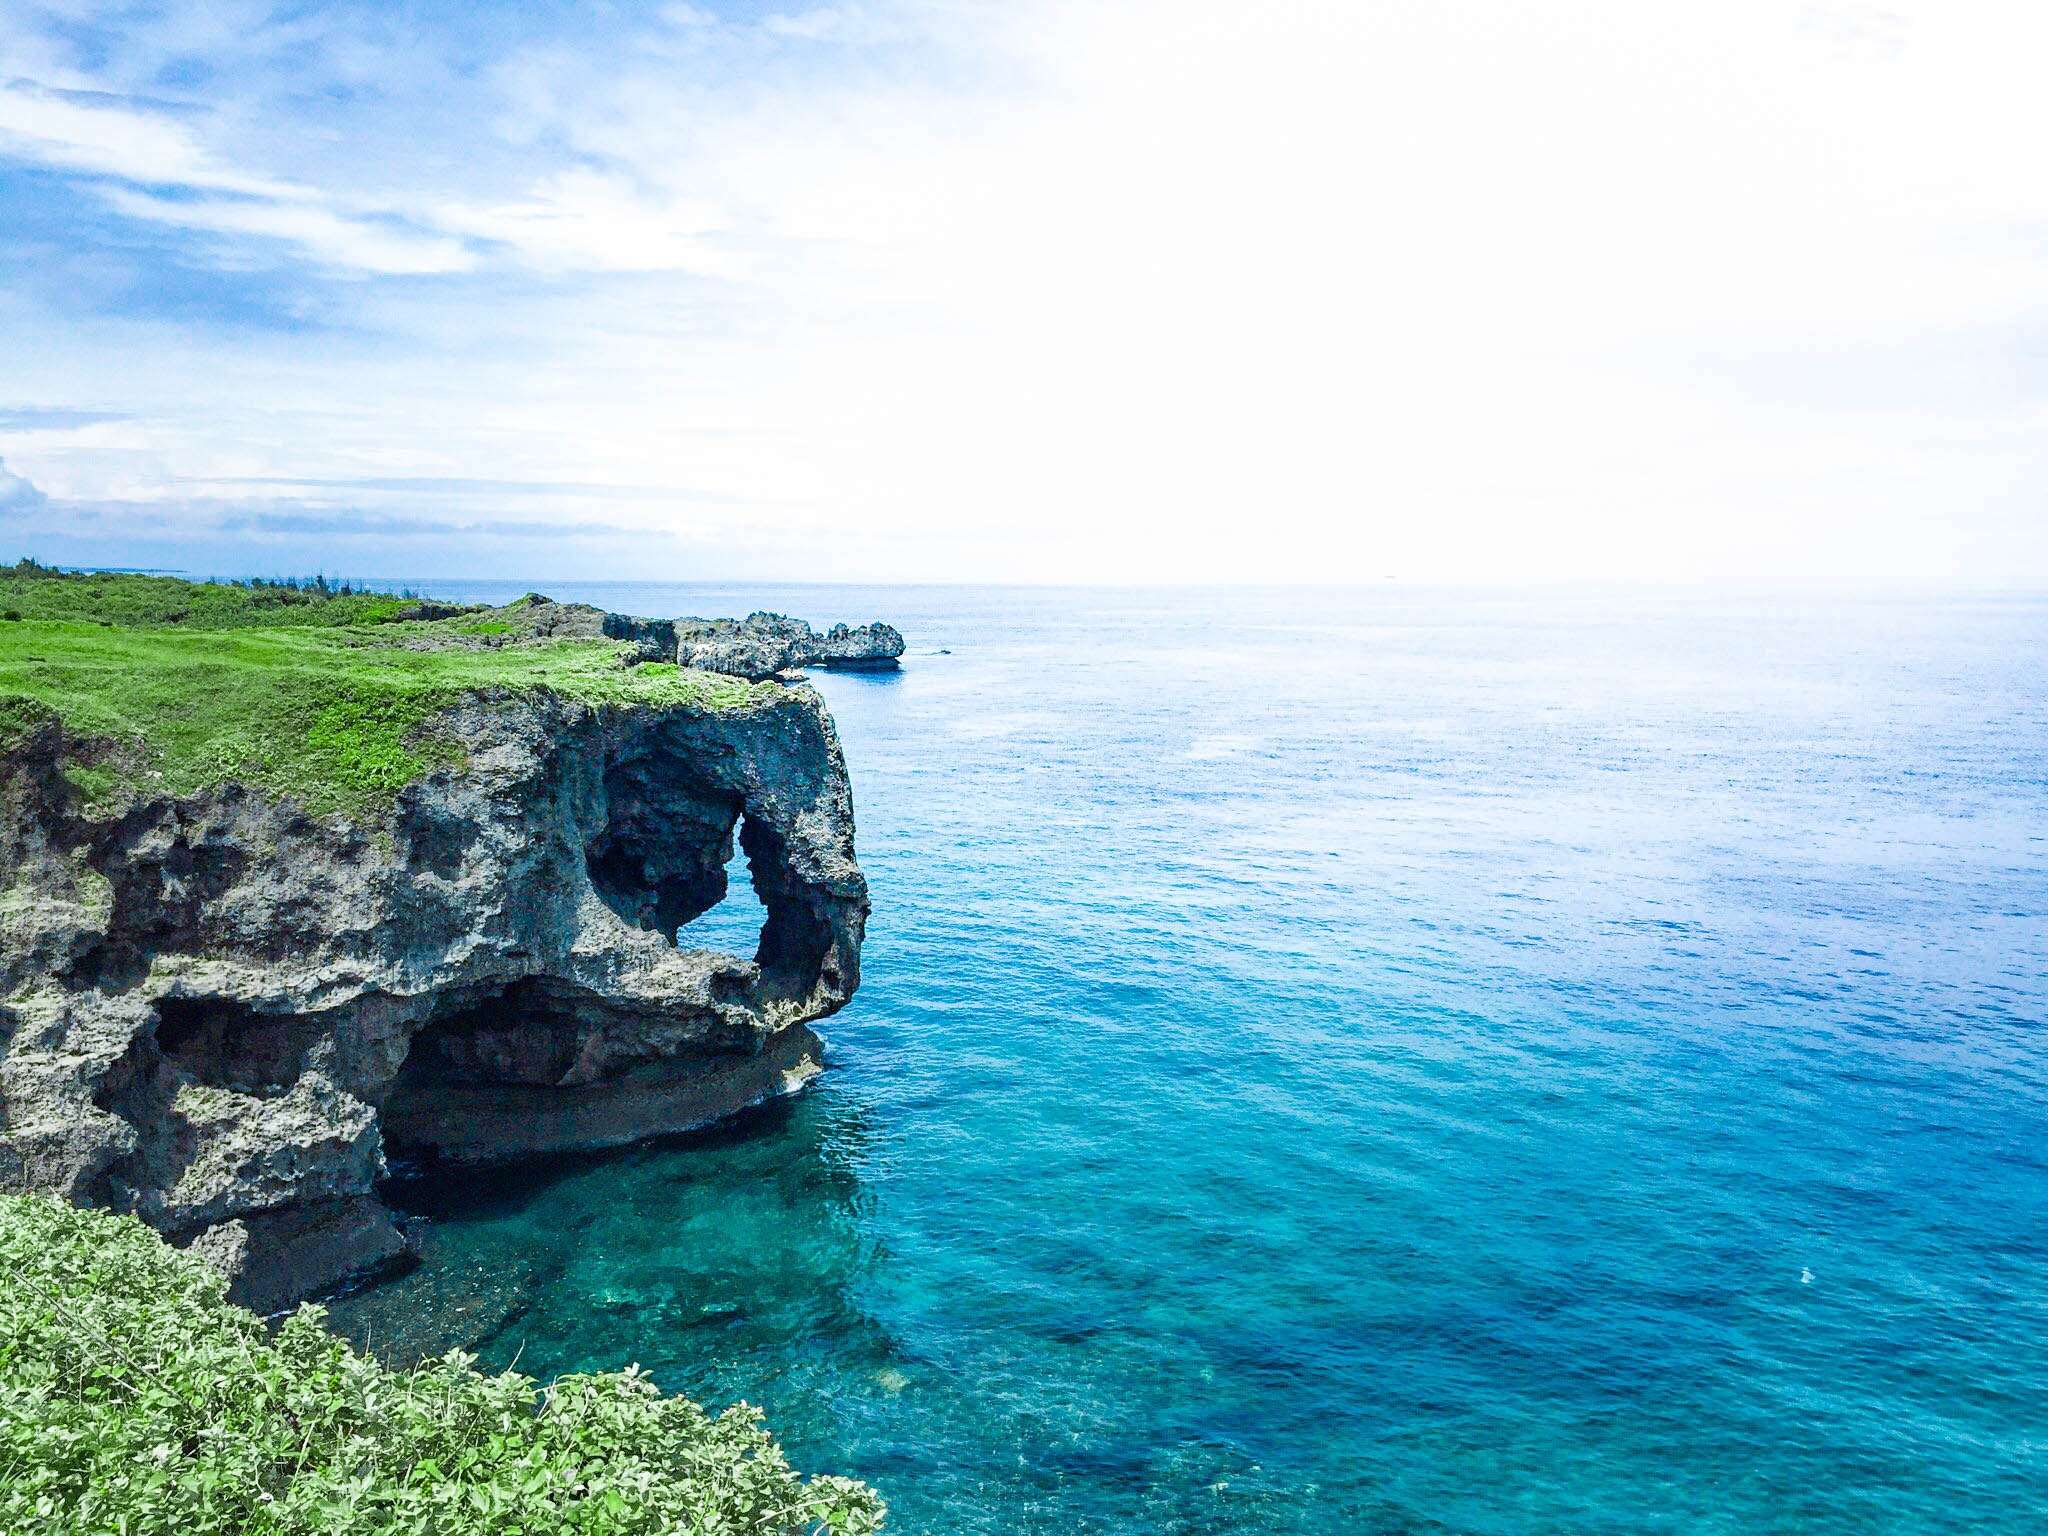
0,565 -> 771,816
0,562 -> 419,630
0,1195 -> 884,1535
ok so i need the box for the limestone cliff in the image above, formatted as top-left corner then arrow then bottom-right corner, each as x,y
674,614 -> 906,680
0,677 -> 867,1313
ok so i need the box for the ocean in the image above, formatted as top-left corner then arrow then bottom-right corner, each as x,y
326,584 -> 2048,1535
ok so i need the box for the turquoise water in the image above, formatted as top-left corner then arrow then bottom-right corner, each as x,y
328,586 -> 2048,1534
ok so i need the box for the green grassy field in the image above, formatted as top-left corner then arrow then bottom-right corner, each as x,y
0,563 -> 763,815
0,563 -> 419,630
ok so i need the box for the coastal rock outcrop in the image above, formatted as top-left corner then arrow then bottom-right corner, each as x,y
674,614 -> 905,679
380,593 -> 681,663
0,682 -> 866,1312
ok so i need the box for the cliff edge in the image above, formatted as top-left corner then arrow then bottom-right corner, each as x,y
0,567 -> 870,1312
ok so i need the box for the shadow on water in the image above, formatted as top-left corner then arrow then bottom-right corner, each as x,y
814,663 -> 908,685
377,1086 -> 816,1221
326,1086 -> 901,1396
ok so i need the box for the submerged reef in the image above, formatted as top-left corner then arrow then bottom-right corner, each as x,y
0,565 -> 878,1312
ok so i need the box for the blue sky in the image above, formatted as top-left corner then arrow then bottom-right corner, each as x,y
2,1 -> 2046,584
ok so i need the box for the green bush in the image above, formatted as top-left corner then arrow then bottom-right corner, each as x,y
0,1197 -> 884,1535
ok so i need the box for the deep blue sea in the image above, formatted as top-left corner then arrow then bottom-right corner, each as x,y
327,585 -> 2048,1535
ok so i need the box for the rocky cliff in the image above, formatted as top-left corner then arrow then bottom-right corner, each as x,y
0,590 -> 870,1313
674,614 -> 905,680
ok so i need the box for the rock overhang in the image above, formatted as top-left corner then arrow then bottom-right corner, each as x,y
0,672 -> 869,1313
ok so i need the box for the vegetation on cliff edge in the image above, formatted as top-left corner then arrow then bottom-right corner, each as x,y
0,563 -> 426,629
0,563 -> 770,814
0,1196 -> 884,1535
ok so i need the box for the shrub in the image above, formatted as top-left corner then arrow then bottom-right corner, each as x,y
0,1196 -> 884,1535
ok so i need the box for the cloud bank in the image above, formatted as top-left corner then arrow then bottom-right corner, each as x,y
0,455 -> 47,514
0,0 -> 2045,584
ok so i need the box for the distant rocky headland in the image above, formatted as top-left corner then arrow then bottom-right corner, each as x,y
0,564 -> 899,1312
674,613 -> 906,679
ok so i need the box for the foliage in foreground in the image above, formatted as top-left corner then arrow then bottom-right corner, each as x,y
0,1196 -> 884,1535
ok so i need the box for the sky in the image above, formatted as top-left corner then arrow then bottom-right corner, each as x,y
1,0 -> 2045,585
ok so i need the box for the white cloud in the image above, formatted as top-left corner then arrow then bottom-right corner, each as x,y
0,78 -> 718,278
99,188 -> 476,277
0,455 -> 47,514
0,79 -> 473,276
6,0 -> 2048,582
763,9 -> 860,43
0,80 -> 291,197
411,0 -> 2048,582
434,171 -> 739,276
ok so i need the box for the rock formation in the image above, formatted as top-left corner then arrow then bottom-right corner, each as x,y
673,614 -> 905,680
379,592 -> 680,663
0,679 -> 866,1313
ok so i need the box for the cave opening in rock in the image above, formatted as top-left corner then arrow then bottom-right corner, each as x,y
580,757 -> 806,970
584,794 -> 737,940
152,996 -> 320,1097
375,974 -> 779,1162
389,979 -> 588,1097
737,815 -> 839,995
580,756 -> 841,993
671,814 -> 838,993
583,756 -> 768,952
674,821 -> 774,960
87,995 -> 331,1213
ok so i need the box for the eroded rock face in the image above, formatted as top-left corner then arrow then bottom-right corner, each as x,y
812,620 -> 908,670
674,613 -> 905,679
0,685 -> 866,1312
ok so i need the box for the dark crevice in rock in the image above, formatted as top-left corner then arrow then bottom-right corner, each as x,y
378,975 -> 809,1165
90,1023 -> 164,1127
393,980 -> 594,1091
586,758 -> 741,940
404,806 -> 475,880
87,1025 -> 179,1213
386,976 -> 760,1101
154,996 -> 323,1097
64,828 -> 252,993
380,1023 -> 823,1166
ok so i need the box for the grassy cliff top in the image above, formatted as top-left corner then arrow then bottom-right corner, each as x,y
0,563 -> 768,815
0,563 -> 431,629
